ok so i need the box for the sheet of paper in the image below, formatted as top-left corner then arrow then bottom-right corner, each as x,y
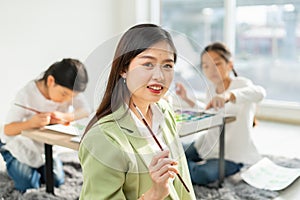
70,136 -> 82,143
44,118 -> 88,136
241,157 -> 300,191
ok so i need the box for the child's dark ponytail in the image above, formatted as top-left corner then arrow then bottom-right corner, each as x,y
232,68 -> 238,77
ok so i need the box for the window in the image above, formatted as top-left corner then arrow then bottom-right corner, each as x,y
236,3 -> 300,102
162,0 -> 300,103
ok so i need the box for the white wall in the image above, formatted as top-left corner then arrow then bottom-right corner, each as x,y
0,0 -> 138,121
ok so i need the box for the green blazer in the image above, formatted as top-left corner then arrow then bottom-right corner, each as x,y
79,101 -> 196,200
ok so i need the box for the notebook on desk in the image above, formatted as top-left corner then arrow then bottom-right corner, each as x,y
44,117 -> 88,136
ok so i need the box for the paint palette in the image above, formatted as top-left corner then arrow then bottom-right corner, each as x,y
174,109 -> 215,122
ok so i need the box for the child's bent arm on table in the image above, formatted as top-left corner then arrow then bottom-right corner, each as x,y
4,113 -> 51,136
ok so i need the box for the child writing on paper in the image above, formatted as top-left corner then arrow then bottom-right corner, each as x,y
176,42 -> 266,186
79,24 -> 196,200
0,58 -> 90,192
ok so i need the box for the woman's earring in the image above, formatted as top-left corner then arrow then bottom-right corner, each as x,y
123,78 -> 126,84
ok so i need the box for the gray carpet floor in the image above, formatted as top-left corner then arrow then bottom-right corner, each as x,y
0,154 -> 299,200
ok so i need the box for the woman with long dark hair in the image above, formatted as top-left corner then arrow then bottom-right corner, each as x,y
79,24 -> 196,200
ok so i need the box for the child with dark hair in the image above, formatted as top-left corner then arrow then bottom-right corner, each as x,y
0,58 -> 90,192
176,42 -> 266,186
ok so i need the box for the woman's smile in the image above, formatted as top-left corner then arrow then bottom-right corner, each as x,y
147,84 -> 164,94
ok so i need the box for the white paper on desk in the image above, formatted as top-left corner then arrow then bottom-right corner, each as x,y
241,157 -> 300,191
44,118 -> 88,136
70,136 -> 82,143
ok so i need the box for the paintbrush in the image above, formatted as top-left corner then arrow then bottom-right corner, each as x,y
133,103 -> 190,193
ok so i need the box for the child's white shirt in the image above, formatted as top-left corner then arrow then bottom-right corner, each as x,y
193,77 -> 266,164
0,80 -> 90,168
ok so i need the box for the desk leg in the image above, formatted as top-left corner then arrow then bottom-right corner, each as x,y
45,144 -> 54,194
218,118 -> 225,187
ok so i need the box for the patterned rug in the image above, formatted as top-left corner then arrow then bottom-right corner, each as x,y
0,153 -> 299,200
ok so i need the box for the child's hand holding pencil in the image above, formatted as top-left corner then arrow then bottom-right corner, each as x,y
28,112 -> 52,128
14,103 -> 70,126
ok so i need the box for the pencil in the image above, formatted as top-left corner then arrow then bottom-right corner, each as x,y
14,103 -> 70,125
133,103 -> 190,193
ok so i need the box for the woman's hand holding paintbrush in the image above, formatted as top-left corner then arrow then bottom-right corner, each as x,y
14,103 -> 70,126
133,103 -> 190,193
148,150 -> 180,198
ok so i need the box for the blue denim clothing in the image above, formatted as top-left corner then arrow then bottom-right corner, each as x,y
184,142 -> 243,186
0,140 -> 65,192
0,140 -> 4,150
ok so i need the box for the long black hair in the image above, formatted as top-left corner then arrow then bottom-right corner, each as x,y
83,24 -> 177,136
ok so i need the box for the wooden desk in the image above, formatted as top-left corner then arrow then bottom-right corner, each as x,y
22,114 -> 235,193
22,129 -> 79,194
22,128 -> 79,151
178,114 -> 236,187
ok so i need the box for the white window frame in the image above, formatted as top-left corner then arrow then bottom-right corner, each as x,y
150,0 -> 300,124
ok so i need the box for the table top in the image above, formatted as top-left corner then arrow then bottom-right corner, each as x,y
22,114 -> 235,151
22,128 -> 79,151
177,114 -> 236,137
